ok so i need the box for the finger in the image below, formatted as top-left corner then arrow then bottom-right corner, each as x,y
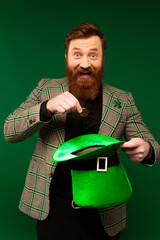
63,98 -> 78,112
124,149 -> 145,157
123,149 -> 145,161
55,105 -> 66,113
76,103 -> 83,113
122,147 -> 138,155
120,139 -> 139,149
65,92 -> 82,113
55,92 -> 76,113
59,101 -> 72,113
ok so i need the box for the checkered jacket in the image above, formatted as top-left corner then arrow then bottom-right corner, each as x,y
4,77 -> 160,236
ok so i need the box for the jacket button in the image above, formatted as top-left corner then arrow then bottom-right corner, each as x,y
49,172 -> 53,178
29,118 -> 36,124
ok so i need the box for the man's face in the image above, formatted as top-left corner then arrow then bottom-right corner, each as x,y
65,36 -> 104,100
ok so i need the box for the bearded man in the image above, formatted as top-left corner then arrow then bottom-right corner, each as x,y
4,23 -> 160,240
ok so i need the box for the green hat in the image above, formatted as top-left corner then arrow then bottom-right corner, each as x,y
52,134 -> 132,209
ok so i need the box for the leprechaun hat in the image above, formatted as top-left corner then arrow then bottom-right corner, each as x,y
52,134 -> 132,209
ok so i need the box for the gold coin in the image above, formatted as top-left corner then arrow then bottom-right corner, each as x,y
80,107 -> 89,117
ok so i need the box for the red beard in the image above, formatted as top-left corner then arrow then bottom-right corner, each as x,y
65,59 -> 104,100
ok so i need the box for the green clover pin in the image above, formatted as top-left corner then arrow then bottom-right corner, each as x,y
114,100 -> 122,108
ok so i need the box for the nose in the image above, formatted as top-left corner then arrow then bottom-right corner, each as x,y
80,56 -> 91,69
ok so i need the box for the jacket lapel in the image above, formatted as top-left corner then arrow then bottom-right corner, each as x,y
98,82 -> 125,137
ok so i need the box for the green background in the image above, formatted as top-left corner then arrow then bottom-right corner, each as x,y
1,0 -> 160,239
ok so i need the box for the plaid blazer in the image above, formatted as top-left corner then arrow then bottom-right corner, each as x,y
4,77 -> 160,236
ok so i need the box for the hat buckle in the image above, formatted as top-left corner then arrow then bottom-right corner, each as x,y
97,157 -> 108,172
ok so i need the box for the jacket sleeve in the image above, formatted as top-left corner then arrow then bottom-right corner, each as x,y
124,92 -> 160,166
4,79 -> 49,143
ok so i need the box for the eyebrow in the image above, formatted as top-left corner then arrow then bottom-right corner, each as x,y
90,48 -> 98,51
72,48 -> 98,51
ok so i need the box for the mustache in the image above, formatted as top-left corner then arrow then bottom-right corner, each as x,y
74,64 -> 96,71
73,65 -> 97,78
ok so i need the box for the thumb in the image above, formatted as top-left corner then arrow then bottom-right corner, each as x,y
76,102 -> 83,113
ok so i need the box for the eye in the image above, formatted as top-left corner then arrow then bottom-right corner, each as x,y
74,52 -> 81,58
90,53 -> 97,59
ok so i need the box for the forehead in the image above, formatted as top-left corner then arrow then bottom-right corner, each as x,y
68,36 -> 102,52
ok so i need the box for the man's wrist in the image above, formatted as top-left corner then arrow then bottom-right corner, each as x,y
141,142 -> 155,165
40,100 -> 53,122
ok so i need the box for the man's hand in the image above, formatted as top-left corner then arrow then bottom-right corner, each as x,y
120,138 -> 151,163
46,91 -> 82,115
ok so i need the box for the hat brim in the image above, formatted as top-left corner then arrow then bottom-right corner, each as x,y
52,134 -> 124,162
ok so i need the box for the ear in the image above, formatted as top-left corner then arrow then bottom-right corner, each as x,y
65,52 -> 67,59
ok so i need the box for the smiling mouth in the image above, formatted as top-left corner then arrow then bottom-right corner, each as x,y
80,71 -> 91,75
79,71 -> 91,78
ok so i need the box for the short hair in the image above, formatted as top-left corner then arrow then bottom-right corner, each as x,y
65,23 -> 107,57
